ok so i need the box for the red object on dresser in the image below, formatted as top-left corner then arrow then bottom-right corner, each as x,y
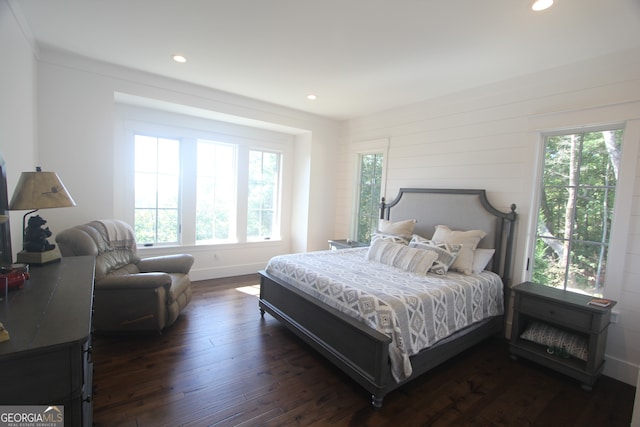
0,266 -> 29,295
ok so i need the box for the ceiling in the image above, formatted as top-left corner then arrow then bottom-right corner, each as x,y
13,0 -> 640,120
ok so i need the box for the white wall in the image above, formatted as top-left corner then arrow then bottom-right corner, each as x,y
339,47 -> 640,387
0,0 -> 37,255
34,47 -> 340,279
0,1 -> 340,278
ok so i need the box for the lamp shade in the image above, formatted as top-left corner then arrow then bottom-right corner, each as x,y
9,168 -> 76,210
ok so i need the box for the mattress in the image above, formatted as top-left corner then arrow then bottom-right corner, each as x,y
264,247 -> 504,381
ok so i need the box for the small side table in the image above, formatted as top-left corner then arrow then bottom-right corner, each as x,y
328,239 -> 368,250
509,281 -> 616,390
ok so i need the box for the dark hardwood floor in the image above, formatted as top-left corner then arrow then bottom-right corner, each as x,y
92,274 -> 635,426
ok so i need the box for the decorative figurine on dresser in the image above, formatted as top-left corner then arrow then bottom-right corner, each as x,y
509,281 -> 616,391
23,214 -> 57,252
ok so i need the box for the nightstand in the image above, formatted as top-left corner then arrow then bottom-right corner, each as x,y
509,282 -> 616,391
328,239 -> 368,250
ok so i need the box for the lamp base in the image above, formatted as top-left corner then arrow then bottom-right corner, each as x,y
16,248 -> 61,265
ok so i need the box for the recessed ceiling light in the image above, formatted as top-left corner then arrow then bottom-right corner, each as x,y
531,0 -> 553,11
307,94 -> 317,101
172,54 -> 187,63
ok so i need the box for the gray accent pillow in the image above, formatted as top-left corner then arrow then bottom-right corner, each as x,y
409,235 -> 460,275
366,239 -> 438,275
520,321 -> 588,361
371,232 -> 410,245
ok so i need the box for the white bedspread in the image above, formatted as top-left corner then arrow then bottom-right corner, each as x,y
265,247 -> 504,382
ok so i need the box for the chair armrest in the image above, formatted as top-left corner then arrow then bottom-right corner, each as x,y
137,254 -> 195,274
96,272 -> 172,290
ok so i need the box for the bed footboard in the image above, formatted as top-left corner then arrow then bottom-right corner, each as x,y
259,270 -> 393,406
259,270 -> 503,407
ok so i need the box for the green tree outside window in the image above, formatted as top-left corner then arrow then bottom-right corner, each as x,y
534,128 -> 622,297
356,153 -> 383,243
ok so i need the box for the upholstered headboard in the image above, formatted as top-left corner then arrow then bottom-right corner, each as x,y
381,188 -> 517,283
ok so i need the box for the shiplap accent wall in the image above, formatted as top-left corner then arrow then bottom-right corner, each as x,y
337,47 -> 640,387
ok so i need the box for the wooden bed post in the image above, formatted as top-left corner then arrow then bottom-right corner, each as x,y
502,203 -> 517,287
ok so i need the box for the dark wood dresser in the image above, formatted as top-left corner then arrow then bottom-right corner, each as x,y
0,256 -> 95,426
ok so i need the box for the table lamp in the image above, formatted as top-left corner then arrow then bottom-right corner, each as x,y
9,167 -> 76,264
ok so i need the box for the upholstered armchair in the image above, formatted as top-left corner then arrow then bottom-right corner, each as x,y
56,219 -> 194,333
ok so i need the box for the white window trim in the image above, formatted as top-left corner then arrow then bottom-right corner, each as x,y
526,101 -> 640,302
349,138 -> 389,241
246,149 -> 283,242
113,103 -> 293,249
193,139 -> 239,245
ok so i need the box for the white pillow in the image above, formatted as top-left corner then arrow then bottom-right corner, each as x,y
472,248 -> 495,273
431,225 -> 486,275
409,234 -> 461,275
378,218 -> 417,238
366,239 -> 438,275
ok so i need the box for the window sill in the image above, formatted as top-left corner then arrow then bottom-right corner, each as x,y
137,239 -> 284,254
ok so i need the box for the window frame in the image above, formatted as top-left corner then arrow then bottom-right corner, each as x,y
354,152 -> 385,243
526,111 -> 640,303
114,104 -> 292,249
350,138 -> 389,243
133,134 -> 182,245
247,149 -> 283,242
532,125 -> 623,296
194,139 -> 239,244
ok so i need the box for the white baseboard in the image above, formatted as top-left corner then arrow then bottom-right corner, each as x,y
190,263 -> 264,282
603,353 -> 639,386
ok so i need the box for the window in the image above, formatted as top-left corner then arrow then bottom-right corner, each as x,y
533,127 -> 623,297
196,140 -> 237,243
130,130 -> 286,247
355,152 -> 384,243
247,150 -> 281,240
134,135 -> 180,244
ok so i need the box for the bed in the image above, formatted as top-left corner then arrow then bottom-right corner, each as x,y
258,188 -> 517,407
